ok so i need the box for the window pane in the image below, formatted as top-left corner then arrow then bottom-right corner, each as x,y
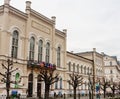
11,30 -> 19,58
29,37 -> 35,60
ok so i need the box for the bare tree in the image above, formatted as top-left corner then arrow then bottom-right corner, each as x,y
39,65 -> 59,99
0,59 -> 21,99
108,81 -> 118,97
67,73 -> 83,99
99,77 -> 109,98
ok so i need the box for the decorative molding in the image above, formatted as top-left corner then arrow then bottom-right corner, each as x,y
36,41 -> 38,45
20,36 -> 26,40
9,6 -> 27,20
31,9 -> 54,25
32,20 -> 50,34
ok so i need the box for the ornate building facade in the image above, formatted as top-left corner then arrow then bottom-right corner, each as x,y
103,54 -> 120,83
0,0 -> 67,97
0,0 -> 119,98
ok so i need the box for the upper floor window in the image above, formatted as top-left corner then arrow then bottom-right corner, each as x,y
29,37 -> 35,60
73,63 -> 75,72
110,61 -> 112,66
57,47 -> 61,67
90,68 -> 92,74
87,67 -> 89,74
11,30 -> 19,58
45,42 -> 50,63
38,40 -> 43,62
68,62 -> 71,71
77,64 -> 79,73
84,67 -> 86,74
81,65 -> 83,73
110,70 -> 113,74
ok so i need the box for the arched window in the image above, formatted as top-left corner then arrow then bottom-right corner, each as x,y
45,42 -> 50,63
87,67 -> 89,74
38,40 -> 43,62
110,61 -> 112,66
28,73 -> 33,97
55,81 -> 58,89
84,67 -> 86,74
68,62 -> 71,71
90,68 -> 92,74
29,37 -> 35,60
57,47 -> 61,67
77,64 -> 79,73
73,63 -> 75,72
11,30 -> 19,58
60,78 -> 62,89
81,65 -> 83,73
110,70 -> 113,74
37,75 -> 41,98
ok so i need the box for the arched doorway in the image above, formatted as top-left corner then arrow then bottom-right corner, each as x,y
28,73 -> 33,97
37,75 -> 41,98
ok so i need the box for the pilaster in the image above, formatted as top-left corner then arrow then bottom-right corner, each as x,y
0,0 -> 10,56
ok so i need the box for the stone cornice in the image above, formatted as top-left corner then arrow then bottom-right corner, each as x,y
55,29 -> 67,38
9,6 -> 28,20
30,9 -> 54,25
0,5 -> 4,13
67,51 -> 93,64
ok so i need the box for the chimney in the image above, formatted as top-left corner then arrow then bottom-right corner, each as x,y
4,0 -> 10,5
93,48 -> 96,52
63,29 -> 67,33
51,16 -> 56,24
26,1 -> 31,14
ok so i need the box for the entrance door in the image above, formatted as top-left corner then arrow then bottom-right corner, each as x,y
28,73 -> 33,97
37,75 -> 41,98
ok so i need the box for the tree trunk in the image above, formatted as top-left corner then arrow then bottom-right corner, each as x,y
74,87 -> 76,99
112,89 -> 115,97
104,89 -> 106,98
44,84 -> 50,99
91,87 -> 94,99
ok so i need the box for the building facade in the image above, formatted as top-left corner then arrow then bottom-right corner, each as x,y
103,54 -> 120,82
0,0 -> 67,97
0,0 -> 119,98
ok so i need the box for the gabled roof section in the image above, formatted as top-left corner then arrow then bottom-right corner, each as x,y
67,51 -> 93,62
0,5 -> 28,20
0,5 -> 4,13
55,29 -> 67,38
76,51 -> 103,58
9,6 -> 28,20
30,9 -> 54,25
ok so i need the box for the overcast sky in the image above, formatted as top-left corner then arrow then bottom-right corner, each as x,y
1,0 -> 120,60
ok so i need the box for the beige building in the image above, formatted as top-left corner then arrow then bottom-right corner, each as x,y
76,48 -> 104,79
0,0 -> 119,98
103,54 -> 120,83
0,0 -> 67,97
66,51 -> 93,95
